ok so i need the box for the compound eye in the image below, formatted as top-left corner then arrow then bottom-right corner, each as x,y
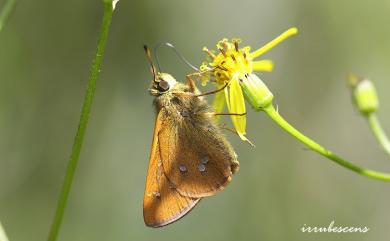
158,80 -> 170,91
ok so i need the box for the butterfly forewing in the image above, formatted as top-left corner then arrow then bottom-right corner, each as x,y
143,111 -> 200,227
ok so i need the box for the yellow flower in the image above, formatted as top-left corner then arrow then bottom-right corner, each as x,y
200,28 -> 298,142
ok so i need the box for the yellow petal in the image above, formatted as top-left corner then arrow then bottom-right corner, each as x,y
252,60 -> 274,72
212,89 -> 226,121
224,85 -> 230,111
250,27 -> 298,59
229,79 -> 247,140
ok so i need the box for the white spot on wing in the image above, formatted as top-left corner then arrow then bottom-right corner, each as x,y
201,156 -> 209,164
198,163 -> 206,172
198,156 -> 209,173
179,164 -> 187,173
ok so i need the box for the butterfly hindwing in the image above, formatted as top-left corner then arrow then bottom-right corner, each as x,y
158,103 -> 239,198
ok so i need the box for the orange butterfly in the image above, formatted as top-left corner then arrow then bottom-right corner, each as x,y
143,46 -> 240,227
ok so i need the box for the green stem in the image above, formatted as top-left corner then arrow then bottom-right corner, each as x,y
0,0 -> 17,32
47,2 -> 114,241
367,113 -> 390,157
0,221 -> 9,241
263,104 -> 390,181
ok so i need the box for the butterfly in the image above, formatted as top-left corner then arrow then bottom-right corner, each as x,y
143,46 -> 240,227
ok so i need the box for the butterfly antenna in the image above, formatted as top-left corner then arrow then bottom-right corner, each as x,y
154,42 -> 199,72
143,45 -> 157,81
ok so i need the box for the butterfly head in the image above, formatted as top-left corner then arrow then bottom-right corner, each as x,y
152,72 -> 177,95
144,45 -> 178,96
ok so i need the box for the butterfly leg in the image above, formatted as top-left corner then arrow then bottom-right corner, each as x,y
218,123 -> 255,147
193,83 -> 228,97
200,112 -> 246,119
185,75 -> 198,93
185,66 -> 218,93
214,112 -> 246,116
182,75 -> 227,97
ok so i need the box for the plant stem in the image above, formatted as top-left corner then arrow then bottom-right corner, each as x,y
47,2 -> 114,241
263,104 -> 390,181
0,221 -> 9,241
366,113 -> 390,157
0,0 -> 17,32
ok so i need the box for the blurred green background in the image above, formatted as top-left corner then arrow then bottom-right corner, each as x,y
1,0 -> 390,240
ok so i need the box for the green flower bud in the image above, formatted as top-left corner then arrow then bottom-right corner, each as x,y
349,76 -> 379,115
241,73 -> 273,110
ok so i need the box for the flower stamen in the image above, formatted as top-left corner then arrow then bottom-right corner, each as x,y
219,48 -> 227,57
234,42 -> 239,52
202,47 -> 216,59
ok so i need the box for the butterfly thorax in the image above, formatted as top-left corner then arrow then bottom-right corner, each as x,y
153,82 -> 211,124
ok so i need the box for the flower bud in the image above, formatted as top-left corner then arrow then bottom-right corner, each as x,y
240,73 -> 274,110
349,75 -> 379,115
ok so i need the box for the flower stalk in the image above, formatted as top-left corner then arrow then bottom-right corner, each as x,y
264,104 -> 390,182
0,0 -> 18,32
367,113 -> 390,157
47,1 -> 116,241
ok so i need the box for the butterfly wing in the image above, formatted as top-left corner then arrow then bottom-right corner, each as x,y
158,107 -> 239,198
143,110 -> 200,227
